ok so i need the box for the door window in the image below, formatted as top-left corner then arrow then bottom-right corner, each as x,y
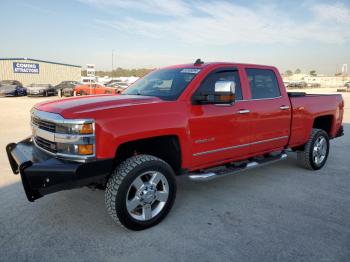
194,70 -> 242,101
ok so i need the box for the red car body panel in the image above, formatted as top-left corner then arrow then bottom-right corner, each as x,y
34,62 -> 344,171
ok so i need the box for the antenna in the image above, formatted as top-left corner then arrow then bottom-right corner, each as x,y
194,58 -> 204,66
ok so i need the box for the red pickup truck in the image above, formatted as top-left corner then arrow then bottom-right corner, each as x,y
6,60 -> 344,230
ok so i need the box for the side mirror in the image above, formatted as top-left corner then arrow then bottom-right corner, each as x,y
193,80 -> 236,105
214,81 -> 235,104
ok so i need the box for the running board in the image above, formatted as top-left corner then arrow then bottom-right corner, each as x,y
188,152 -> 287,181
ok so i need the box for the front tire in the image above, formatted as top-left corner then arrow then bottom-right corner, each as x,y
105,154 -> 177,230
297,128 -> 330,170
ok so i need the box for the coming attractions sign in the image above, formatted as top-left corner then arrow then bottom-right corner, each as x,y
13,62 -> 39,74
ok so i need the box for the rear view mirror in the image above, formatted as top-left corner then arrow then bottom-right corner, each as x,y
214,80 -> 235,104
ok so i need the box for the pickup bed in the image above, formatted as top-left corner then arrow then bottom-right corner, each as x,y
6,60 -> 344,230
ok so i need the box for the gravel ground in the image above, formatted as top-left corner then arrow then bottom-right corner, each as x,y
0,89 -> 349,262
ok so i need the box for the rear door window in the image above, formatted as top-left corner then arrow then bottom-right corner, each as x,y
246,69 -> 281,99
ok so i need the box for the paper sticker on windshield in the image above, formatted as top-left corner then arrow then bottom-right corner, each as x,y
180,68 -> 201,74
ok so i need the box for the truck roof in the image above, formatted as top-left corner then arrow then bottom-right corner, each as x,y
163,61 -> 277,70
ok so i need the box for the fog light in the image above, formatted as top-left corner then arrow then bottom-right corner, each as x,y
78,144 -> 93,155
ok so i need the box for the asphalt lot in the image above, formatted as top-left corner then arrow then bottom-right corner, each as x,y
1,89 -> 349,262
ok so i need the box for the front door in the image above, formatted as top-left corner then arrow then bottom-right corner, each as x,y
188,68 -> 252,169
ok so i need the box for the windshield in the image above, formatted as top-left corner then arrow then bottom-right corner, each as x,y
123,68 -> 199,100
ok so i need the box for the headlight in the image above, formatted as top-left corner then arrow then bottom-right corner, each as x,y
56,123 -> 94,135
54,121 -> 95,156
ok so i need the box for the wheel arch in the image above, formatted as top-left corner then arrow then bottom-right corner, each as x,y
113,135 -> 182,175
312,114 -> 334,136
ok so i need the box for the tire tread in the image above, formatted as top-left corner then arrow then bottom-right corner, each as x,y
105,154 -> 169,229
297,128 -> 329,170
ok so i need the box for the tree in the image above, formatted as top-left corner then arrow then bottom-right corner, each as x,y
81,68 -> 154,78
285,70 -> 293,76
295,68 -> 301,74
309,70 -> 317,76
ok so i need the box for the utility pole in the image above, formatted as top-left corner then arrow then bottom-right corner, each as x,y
112,49 -> 114,78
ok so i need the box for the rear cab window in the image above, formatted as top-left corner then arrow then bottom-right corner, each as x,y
245,69 -> 281,99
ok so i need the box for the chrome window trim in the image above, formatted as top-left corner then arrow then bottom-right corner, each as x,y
236,96 -> 282,102
209,96 -> 282,106
193,136 -> 288,157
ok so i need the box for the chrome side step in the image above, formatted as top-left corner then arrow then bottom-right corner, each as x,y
188,152 -> 287,181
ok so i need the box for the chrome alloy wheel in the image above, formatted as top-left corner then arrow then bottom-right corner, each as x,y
313,136 -> 327,165
126,171 -> 169,221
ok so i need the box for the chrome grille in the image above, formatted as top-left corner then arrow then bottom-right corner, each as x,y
32,116 -> 56,132
34,136 -> 57,153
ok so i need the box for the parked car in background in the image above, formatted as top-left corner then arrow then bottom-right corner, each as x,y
27,84 -> 56,97
287,81 -> 307,89
307,83 -> 321,88
81,78 -> 96,85
61,87 -> 75,97
0,80 -> 26,97
107,82 -> 129,93
337,82 -> 350,92
54,81 -> 80,97
75,83 -> 117,95
105,79 -> 122,86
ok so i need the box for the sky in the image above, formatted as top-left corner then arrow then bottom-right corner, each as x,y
1,0 -> 350,74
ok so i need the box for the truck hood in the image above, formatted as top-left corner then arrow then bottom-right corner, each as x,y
34,95 -> 163,117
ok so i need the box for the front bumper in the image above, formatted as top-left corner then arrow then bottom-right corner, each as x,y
6,138 -> 113,202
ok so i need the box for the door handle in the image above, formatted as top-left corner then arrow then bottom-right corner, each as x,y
238,109 -> 250,114
280,105 -> 290,110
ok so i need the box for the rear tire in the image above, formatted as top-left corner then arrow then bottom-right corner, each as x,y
105,154 -> 177,230
297,128 -> 329,170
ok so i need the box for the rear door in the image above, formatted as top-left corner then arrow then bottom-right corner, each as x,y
240,68 -> 291,154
